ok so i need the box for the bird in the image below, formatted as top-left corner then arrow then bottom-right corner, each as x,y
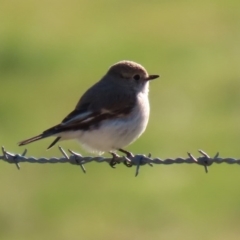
18,60 -> 159,166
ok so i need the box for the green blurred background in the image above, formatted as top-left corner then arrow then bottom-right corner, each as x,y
1,0 -> 240,239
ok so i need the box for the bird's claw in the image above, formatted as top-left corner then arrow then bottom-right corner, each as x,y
123,158 -> 133,167
109,149 -> 134,168
109,152 -> 121,168
122,151 -> 134,168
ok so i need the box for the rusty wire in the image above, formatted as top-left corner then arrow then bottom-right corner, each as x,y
1,146 -> 240,176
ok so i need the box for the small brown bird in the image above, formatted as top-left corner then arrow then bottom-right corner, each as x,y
19,60 -> 159,159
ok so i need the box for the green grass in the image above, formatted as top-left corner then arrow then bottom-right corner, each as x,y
0,0 -> 240,239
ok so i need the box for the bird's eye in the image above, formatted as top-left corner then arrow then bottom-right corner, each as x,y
133,74 -> 140,81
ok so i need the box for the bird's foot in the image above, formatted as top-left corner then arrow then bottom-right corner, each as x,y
118,148 -> 133,167
109,152 -> 121,168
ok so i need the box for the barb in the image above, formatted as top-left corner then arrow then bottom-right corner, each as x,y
1,146 -> 240,176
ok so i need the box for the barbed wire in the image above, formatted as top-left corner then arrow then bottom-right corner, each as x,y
1,146 -> 240,176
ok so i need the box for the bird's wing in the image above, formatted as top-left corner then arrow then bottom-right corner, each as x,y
56,80 -> 136,130
43,81 -> 135,136
61,103 -> 95,125
18,80 -> 136,149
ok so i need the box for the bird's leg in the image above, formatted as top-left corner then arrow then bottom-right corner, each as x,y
109,151 -> 121,168
118,148 -> 133,167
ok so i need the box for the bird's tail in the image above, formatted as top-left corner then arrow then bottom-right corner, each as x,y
18,124 -> 62,149
18,134 -> 46,146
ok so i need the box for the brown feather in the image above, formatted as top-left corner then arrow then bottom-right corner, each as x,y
47,137 -> 61,149
18,134 -> 44,146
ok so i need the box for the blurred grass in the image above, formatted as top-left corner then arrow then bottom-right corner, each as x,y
0,0 -> 240,239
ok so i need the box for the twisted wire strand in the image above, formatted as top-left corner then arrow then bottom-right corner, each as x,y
1,146 -> 240,176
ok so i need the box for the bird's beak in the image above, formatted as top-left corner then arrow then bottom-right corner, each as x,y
146,75 -> 160,81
